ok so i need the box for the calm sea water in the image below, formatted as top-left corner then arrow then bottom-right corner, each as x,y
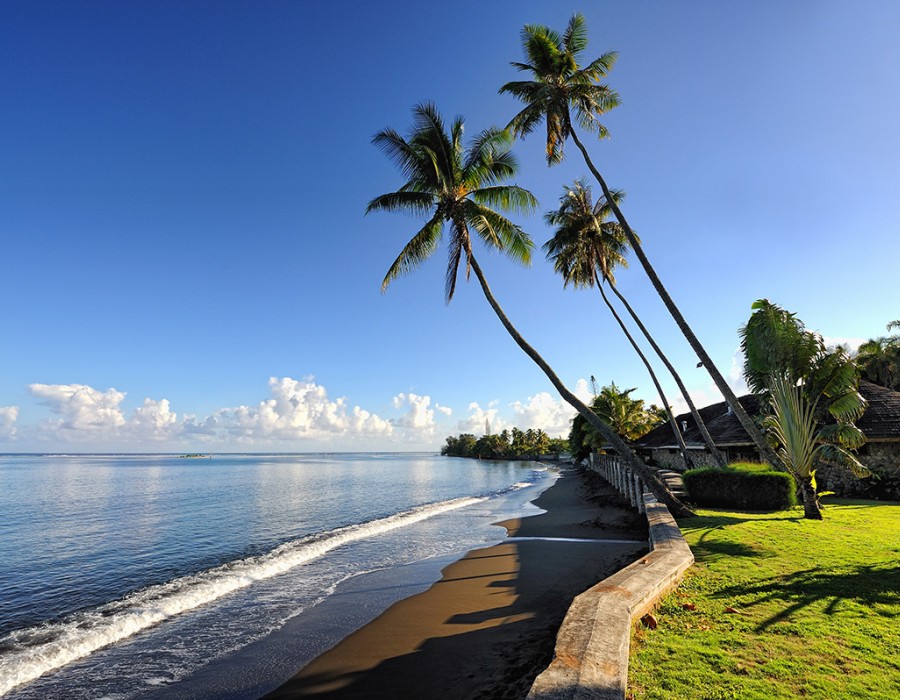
0,453 -> 553,699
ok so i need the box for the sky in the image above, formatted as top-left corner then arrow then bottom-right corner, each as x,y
1,0 -> 898,452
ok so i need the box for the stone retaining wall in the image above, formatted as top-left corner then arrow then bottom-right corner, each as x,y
527,462 -> 694,700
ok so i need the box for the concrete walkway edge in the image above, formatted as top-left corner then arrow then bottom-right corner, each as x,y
527,488 -> 694,700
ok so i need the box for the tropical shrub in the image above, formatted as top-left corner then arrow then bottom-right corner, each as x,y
684,467 -> 797,511
740,299 -> 869,519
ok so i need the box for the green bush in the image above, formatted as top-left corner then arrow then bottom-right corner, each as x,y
728,461 -> 772,473
683,467 -> 797,511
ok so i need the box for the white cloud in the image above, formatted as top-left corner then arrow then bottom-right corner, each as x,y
29,383 -> 127,431
23,376 -> 398,446
128,398 -> 179,441
509,378 -> 592,438
822,336 -> 866,354
0,406 -> 18,439
391,392 -> 448,437
457,401 -> 506,436
509,391 -> 570,435
214,377 -> 393,441
457,379 -> 592,438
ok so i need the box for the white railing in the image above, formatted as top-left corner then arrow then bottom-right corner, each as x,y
590,453 -> 648,513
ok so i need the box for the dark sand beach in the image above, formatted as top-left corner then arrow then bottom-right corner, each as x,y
264,467 -> 647,700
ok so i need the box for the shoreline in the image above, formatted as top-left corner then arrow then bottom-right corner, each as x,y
263,466 -> 648,699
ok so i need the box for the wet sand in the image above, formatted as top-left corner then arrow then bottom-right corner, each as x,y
263,467 -> 647,700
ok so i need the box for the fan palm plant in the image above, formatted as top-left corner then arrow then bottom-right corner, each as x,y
500,14 -> 777,468
741,299 -> 870,518
544,180 -> 726,468
766,375 -> 868,519
369,102 -> 690,515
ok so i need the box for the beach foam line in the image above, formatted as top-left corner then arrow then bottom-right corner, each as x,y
0,495 -> 485,696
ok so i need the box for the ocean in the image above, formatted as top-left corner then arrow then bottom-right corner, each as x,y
0,453 -> 554,699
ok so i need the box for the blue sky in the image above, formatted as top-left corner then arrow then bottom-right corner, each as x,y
1,1 -> 898,451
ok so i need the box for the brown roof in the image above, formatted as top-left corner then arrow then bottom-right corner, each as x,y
856,380 -> 900,440
637,380 -> 900,449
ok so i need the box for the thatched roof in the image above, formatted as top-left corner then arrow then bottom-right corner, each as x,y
637,380 -> 900,449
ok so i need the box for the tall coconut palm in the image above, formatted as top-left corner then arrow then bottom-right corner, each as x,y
500,13 -> 778,469
368,102 -> 691,515
544,180 -> 691,467
544,180 -> 727,468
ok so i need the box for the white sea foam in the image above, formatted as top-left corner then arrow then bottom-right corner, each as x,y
0,495 -> 484,696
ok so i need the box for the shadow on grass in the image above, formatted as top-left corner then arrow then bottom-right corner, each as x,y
718,564 -> 900,630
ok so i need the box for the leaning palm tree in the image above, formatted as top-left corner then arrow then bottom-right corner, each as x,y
500,14 -> 778,469
544,180 -> 727,468
544,180 -> 692,467
368,102 -> 690,515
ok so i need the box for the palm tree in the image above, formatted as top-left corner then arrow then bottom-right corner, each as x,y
499,13 -> 778,469
369,102 -> 691,516
571,382 -> 664,456
544,180 -> 691,467
741,299 -> 870,519
544,179 -> 727,468
856,320 -> 900,390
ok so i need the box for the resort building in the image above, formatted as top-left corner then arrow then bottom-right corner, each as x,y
636,380 -> 900,500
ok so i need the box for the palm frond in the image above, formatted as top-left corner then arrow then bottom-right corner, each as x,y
562,13 -> 588,55
817,422 -> 866,450
826,389 -> 867,422
466,202 -> 532,265
578,51 -> 619,81
767,374 -> 818,479
366,190 -> 435,216
444,232 -> 464,303
381,214 -> 443,292
462,127 -> 515,184
471,185 -> 538,215
816,443 -> 871,478
371,128 -> 420,179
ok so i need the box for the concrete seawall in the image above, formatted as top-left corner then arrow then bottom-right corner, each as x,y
527,464 -> 694,700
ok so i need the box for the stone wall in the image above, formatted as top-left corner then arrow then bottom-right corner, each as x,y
649,448 -> 720,471
817,442 -> 900,501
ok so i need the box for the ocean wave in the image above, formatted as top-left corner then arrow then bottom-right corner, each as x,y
0,495 -> 485,696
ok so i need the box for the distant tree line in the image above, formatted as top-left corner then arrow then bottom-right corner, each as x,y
441,427 -> 568,460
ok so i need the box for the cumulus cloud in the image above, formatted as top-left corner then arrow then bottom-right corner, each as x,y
215,377 -> 393,441
508,378 -> 592,438
0,406 -> 18,439
29,383 -> 127,431
457,401 -> 507,435
390,392 -> 449,436
23,376 -> 402,446
128,398 -> 179,441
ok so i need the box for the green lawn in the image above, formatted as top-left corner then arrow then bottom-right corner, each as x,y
628,498 -> 900,700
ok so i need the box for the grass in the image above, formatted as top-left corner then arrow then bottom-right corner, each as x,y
628,498 -> 900,700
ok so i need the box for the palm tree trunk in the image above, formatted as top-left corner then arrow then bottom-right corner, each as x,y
569,128 -> 782,470
800,477 -> 823,519
608,282 -> 728,468
595,275 -> 694,469
468,254 -> 693,517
